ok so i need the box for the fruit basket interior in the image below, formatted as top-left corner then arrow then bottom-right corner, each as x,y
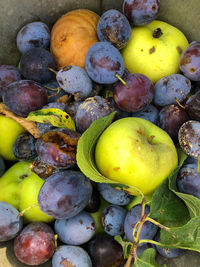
0,0 -> 200,267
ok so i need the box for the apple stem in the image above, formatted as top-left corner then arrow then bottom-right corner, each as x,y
175,97 -> 185,109
48,67 -> 58,74
115,73 -> 129,88
18,203 -> 39,217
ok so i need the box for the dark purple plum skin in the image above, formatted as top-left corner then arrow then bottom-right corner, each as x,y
16,21 -> 50,54
85,186 -> 101,213
122,0 -> 160,26
158,104 -> 190,142
54,211 -> 96,245
35,128 -> 80,169
13,133 -> 37,161
0,201 -> 23,242
113,73 -> 155,112
38,170 -> 93,219
154,74 -> 191,107
52,245 -> 92,267
85,234 -> 124,267
124,204 -> 158,243
185,90 -> 200,120
97,9 -> 131,50
85,42 -> 124,84
101,205 -> 127,236
177,163 -> 200,199
97,183 -> 133,206
131,104 -> 159,124
179,42 -> 200,81
0,64 -> 22,98
3,80 -> 48,117
20,47 -> 56,83
75,96 -> 115,133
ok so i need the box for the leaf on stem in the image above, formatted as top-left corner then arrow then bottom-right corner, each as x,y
134,248 -> 166,267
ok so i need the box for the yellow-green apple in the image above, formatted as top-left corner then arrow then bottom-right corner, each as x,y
121,20 -> 189,83
0,115 -> 27,161
0,161 -> 54,223
95,117 -> 178,196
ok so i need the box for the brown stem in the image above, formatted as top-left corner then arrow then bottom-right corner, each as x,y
175,97 -> 185,109
125,198 -> 147,267
145,217 -> 170,232
139,239 -> 165,247
48,67 -> 58,74
124,242 -> 138,267
47,87 -> 62,98
44,85 -> 58,91
18,203 -> 39,216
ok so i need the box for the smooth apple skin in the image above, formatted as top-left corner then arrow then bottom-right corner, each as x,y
0,115 -> 27,161
121,20 -> 189,83
95,117 -> 178,196
0,161 -> 53,223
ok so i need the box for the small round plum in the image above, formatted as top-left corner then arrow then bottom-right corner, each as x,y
122,0 -> 160,26
16,21 -> 50,54
113,73 -> 155,112
97,9 -> 131,50
85,42 -> 124,84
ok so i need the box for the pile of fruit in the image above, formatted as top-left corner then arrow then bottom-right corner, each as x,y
0,0 -> 200,266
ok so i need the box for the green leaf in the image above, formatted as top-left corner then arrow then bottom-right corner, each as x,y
159,216 -> 200,251
114,235 -> 133,259
26,108 -> 76,130
76,112 -> 143,196
168,150 -> 200,217
134,248 -> 166,267
149,148 -> 200,253
150,150 -> 190,227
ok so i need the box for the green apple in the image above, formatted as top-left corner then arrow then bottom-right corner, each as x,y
0,115 -> 27,161
95,117 -> 178,196
121,20 -> 189,83
0,161 -> 54,223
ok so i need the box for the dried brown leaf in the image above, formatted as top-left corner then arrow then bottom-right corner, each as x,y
0,103 -> 40,138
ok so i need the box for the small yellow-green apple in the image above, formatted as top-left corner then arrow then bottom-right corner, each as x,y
0,161 -> 54,223
95,117 -> 178,196
121,20 -> 189,83
0,115 -> 27,161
